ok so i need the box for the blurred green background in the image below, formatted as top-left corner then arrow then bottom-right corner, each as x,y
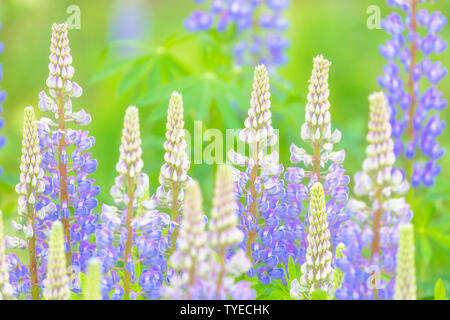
0,0 -> 449,299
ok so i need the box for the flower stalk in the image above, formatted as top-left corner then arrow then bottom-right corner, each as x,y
15,106 -> 45,300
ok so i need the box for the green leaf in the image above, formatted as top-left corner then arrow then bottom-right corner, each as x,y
137,76 -> 198,106
117,57 -> 153,96
311,290 -> 328,300
427,229 -> 450,251
288,256 -> 296,283
361,248 -> 371,259
434,278 -> 446,300
90,57 -> 141,84
144,102 -> 170,125
419,234 -> 433,265
214,91 -> 239,129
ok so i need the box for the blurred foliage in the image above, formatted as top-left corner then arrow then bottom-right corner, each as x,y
0,0 -> 449,299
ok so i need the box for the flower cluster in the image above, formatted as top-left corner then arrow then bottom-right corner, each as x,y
37,23 -> 99,289
184,0 -> 290,69
290,182 -> 334,299
151,92 -> 190,253
10,106 -> 46,299
0,19 -> 5,176
394,222 -> 416,300
164,167 -> 254,300
43,221 -> 70,300
229,64 -> 290,285
96,106 -> 169,300
287,55 -> 349,272
336,92 -> 412,300
378,0 -> 447,187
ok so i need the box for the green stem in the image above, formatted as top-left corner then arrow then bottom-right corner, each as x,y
27,203 -> 39,300
56,90 -> 72,267
167,181 -> 180,255
370,186 -> 383,300
215,247 -> 226,299
123,176 -> 135,299
246,142 -> 259,262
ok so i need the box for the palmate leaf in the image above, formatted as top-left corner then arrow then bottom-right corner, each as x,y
138,74 -> 248,126
117,56 -> 154,96
90,56 -> 145,84
92,35 -> 192,97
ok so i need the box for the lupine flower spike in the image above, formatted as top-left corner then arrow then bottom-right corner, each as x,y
0,211 -> 13,300
228,64 -> 289,284
291,182 -> 333,300
287,55 -> 349,281
164,177 -> 254,300
229,64 -> 278,254
394,223 -> 416,300
209,165 -> 245,298
378,0 -> 447,189
13,106 -> 45,300
44,221 -> 70,300
153,92 -> 190,254
83,258 -> 101,300
336,92 -> 411,300
166,180 -> 210,299
184,0 -> 290,69
37,23 -> 99,289
97,106 -> 169,300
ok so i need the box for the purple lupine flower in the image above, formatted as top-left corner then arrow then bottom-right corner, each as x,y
163,175 -> 254,300
336,92 -> 412,300
96,106 -> 169,300
36,23 -> 99,293
0,19 -> 5,176
228,64 -> 290,285
184,0 -> 290,70
287,55 -> 350,273
378,0 -> 447,188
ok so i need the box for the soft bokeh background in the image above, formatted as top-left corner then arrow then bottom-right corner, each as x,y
0,0 -> 449,298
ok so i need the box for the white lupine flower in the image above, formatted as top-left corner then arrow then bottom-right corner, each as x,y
225,250 -> 252,276
115,106 -> 143,177
156,92 -> 190,208
15,107 -> 46,231
394,223 -> 416,300
290,55 -> 345,176
170,181 -> 210,275
111,106 -> 151,208
239,64 -> 277,148
362,92 -> 406,189
44,221 -> 70,300
209,165 -> 244,250
299,182 -> 334,299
